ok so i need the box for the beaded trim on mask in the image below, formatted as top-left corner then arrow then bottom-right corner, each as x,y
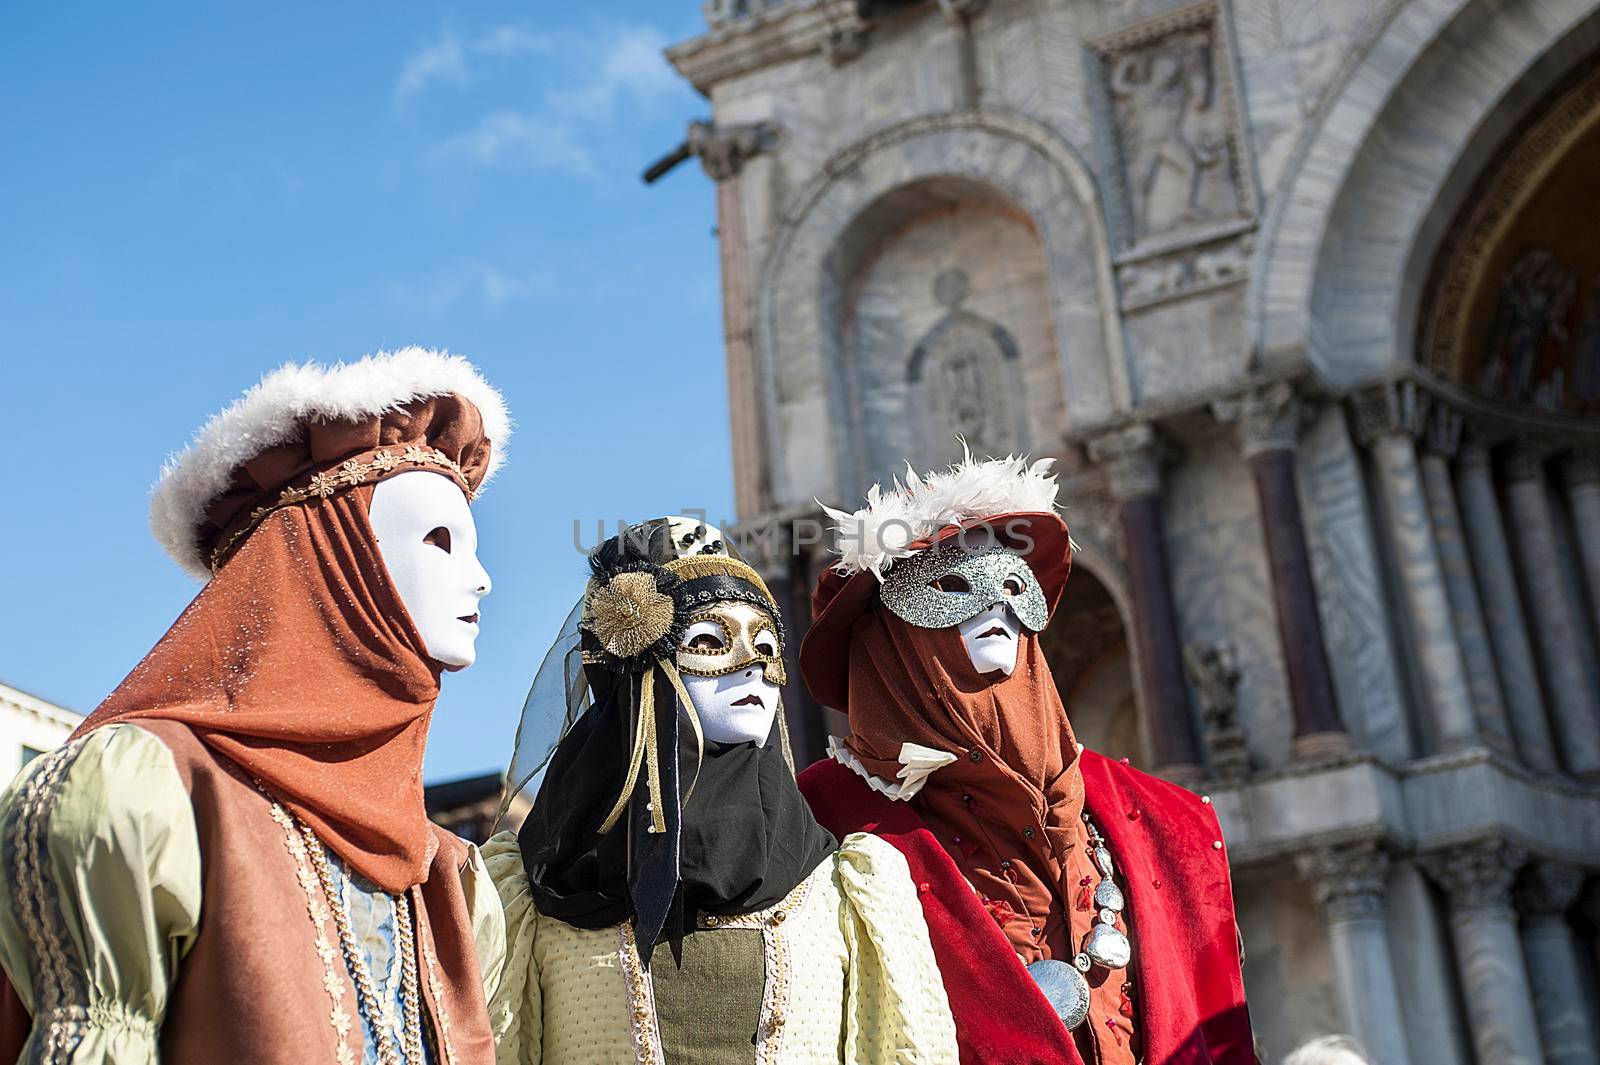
209,446 -> 471,573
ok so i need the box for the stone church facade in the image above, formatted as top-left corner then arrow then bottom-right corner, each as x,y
667,0 -> 1600,1060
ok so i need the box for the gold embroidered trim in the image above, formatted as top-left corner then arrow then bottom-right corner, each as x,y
617,923 -> 665,1065
267,800 -> 359,1065
210,447 -> 471,572
7,738 -> 92,1065
418,914 -> 460,1065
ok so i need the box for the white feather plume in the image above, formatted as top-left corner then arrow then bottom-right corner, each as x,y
150,347 -> 511,582
821,445 -> 1061,579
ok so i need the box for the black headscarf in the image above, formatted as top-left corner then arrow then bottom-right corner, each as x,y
518,663 -> 837,939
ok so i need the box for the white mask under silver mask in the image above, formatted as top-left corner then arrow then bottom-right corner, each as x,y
677,600 -> 783,746
957,602 -> 1024,677
369,470 -> 492,671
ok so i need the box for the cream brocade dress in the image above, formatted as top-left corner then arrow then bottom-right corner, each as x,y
0,724 -> 508,1063
483,831 -> 957,1065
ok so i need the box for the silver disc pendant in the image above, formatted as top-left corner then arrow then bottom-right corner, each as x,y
1061,966 -> 1091,1029
1083,923 -> 1133,969
1093,879 -> 1124,912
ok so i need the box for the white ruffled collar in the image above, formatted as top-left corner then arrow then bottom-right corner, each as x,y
826,737 -> 958,801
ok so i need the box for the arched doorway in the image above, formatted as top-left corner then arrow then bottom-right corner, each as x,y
1421,63 -> 1600,410
1038,565 -> 1143,764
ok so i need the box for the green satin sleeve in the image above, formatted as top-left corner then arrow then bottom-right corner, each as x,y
0,723 -> 202,1063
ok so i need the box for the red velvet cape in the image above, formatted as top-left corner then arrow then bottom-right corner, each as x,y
799,751 -> 1255,1065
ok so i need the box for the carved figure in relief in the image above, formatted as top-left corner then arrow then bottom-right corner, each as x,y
1478,246 -> 1576,406
907,269 -> 1028,465
1108,27 -> 1237,240
1570,287 -> 1600,407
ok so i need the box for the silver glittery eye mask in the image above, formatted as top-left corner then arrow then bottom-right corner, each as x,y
879,545 -> 1048,631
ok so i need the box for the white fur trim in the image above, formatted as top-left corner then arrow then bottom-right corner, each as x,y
826,736 -> 957,801
820,446 -> 1060,579
150,347 -> 511,581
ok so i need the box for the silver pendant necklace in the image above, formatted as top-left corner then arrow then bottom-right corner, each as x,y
1056,811 -> 1132,1030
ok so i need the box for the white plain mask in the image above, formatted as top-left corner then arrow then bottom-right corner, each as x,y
682,668 -> 781,746
957,602 -> 1023,677
369,470 -> 491,671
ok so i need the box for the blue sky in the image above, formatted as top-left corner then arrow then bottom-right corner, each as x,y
0,4 -> 739,781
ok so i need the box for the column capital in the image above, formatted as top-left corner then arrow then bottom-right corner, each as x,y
1505,442 -> 1554,483
1421,840 -> 1528,913
686,119 -> 780,183
1562,448 -> 1600,488
1212,381 -> 1302,458
1297,841 -> 1391,922
1421,404 -> 1464,459
1514,862 -> 1586,917
1349,379 -> 1430,447
1455,433 -> 1495,476
1087,423 -> 1170,502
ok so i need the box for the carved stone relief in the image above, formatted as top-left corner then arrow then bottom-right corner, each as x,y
907,268 -> 1029,463
1117,231 -> 1254,310
1090,3 -> 1256,257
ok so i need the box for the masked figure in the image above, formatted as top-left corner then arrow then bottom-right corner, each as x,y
797,454 -> 1254,1065
0,349 -> 511,1065
485,518 -> 956,1064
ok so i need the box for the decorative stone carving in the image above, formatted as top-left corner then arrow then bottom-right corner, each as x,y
1089,4 -> 1255,254
1117,231 -> 1253,310
1211,380 -> 1300,458
907,268 -> 1028,463
1421,404 -> 1463,459
1348,379 -> 1430,446
1514,862 -> 1585,917
1422,840 -> 1528,913
1564,449 -> 1600,487
1476,247 -> 1578,409
1183,642 -> 1249,783
821,25 -> 868,65
1297,842 -> 1391,924
690,119 -> 780,183
1087,423 -> 1169,502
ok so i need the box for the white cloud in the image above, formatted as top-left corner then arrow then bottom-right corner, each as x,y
394,31 -> 469,107
476,26 -> 553,58
394,25 -> 556,108
425,24 -> 691,179
431,112 -> 598,178
386,261 -> 556,313
546,26 -> 680,123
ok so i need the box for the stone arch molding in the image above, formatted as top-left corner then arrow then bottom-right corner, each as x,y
1248,0 -> 1600,385
756,111 -> 1126,507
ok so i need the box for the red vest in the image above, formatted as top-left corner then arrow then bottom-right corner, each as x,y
798,750 -> 1255,1065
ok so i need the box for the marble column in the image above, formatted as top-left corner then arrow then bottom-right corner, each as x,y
1350,383 -> 1477,752
1516,863 -> 1600,1065
1562,452 -> 1600,639
712,174 -> 768,518
1418,408 -> 1514,751
1505,446 -> 1600,780
1298,842 -> 1413,1065
1087,424 -> 1203,777
1216,382 -> 1347,758
1456,438 -> 1560,771
1424,841 -> 1545,1065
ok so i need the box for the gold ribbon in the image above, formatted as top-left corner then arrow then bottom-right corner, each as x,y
597,657 -> 705,835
